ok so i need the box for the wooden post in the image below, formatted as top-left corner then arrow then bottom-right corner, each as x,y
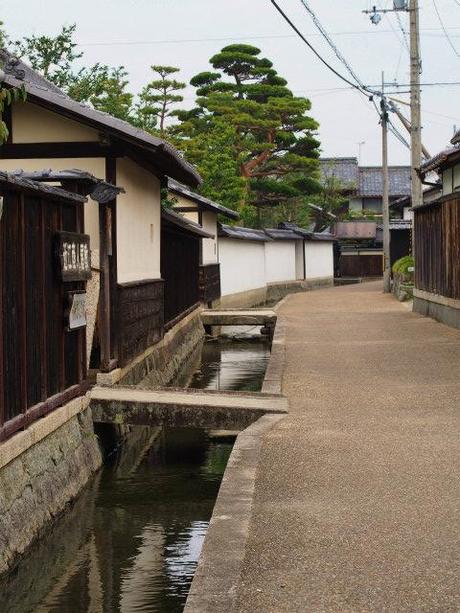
381,73 -> 391,293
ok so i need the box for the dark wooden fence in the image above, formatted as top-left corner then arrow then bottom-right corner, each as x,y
199,263 -> 221,305
414,197 -> 460,299
117,279 -> 164,367
0,186 -> 88,441
161,222 -> 200,326
339,252 -> 383,278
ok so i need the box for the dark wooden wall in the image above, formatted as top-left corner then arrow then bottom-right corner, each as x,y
161,223 -> 200,326
0,189 -> 87,441
390,230 -> 411,270
199,263 -> 221,305
117,279 -> 164,367
415,197 -> 460,299
339,253 -> 383,278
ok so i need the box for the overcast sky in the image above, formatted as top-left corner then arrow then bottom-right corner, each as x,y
2,0 -> 460,166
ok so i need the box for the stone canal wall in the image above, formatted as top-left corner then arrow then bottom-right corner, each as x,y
97,306 -> 205,387
0,395 -> 102,575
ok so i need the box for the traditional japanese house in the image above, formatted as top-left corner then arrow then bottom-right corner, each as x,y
414,136 -> 460,328
0,171 -> 94,441
332,221 -> 383,279
168,179 -> 239,306
0,51 -> 201,375
320,157 -> 411,215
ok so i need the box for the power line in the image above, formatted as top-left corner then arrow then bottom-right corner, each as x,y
432,0 -> 460,58
395,11 -> 410,54
298,0 -> 366,90
269,0 -> 373,96
74,26 -> 460,47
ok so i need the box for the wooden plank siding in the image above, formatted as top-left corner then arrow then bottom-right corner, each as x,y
117,279 -> 164,367
161,222 -> 200,326
415,196 -> 460,299
199,263 -> 221,305
0,188 -> 88,441
339,253 -> 383,278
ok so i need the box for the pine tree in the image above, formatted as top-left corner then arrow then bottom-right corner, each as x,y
135,66 -> 185,136
174,44 -> 321,224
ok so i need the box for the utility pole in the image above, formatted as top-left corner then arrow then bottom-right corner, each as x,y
409,0 -> 423,213
381,72 -> 391,293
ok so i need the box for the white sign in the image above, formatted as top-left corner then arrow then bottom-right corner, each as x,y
68,292 -> 87,330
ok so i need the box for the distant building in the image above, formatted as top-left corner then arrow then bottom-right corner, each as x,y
320,157 -> 411,215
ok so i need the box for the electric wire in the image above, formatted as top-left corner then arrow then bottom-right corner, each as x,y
432,0 -> 460,57
298,0 -> 366,90
269,0 -> 374,97
395,11 -> 410,54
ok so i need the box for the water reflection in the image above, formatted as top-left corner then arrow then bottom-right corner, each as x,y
0,334 -> 270,613
187,337 -> 270,392
0,428 -> 234,613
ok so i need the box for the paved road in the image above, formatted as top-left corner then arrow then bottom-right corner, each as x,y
235,281 -> 460,612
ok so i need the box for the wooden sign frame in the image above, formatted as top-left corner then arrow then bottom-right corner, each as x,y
55,231 -> 92,282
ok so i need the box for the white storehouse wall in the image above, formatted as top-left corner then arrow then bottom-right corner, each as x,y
264,241 -> 297,283
219,237 -> 334,300
305,241 -> 334,280
219,238 -> 266,296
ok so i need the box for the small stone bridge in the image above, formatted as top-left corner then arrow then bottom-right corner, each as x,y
90,386 -> 288,430
200,309 -> 277,327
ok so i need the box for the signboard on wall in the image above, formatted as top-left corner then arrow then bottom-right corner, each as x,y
56,231 -> 91,282
66,291 -> 87,331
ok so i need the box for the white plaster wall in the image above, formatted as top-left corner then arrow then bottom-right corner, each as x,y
116,157 -> 161,283
403,207 -> 413,221
295,240 -> 305,279
12,101 -> 99,143
201,210 -> 218,264
219,238 -> 266,296
305,241 -> 334,279
264,241 -> 297,284
0,156 -> 104,265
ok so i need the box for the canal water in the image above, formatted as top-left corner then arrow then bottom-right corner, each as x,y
0,334 -> 270,613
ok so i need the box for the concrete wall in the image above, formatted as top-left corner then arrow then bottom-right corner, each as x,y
305,241 -> 334,280
219,238 -> 266,297
264,241 -> 297,284
116,158 -> 162,283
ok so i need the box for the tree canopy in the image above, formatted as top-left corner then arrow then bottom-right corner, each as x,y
172,44 -> 321,226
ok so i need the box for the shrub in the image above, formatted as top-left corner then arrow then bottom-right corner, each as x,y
392,255 -> 414,275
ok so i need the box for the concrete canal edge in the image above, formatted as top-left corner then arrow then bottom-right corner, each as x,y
184,296 -> 289,613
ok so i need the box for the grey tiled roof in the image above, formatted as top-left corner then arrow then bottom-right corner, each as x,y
320,157 -> 358,188
168,179 -> 239,220
218,225 -> 272,242
0,50 -> 201,187
420,145 -> 460,174
162,208 -> 214,238
264,228 -> 302,241
358,166 -> 411,197
0,170 -> 86,202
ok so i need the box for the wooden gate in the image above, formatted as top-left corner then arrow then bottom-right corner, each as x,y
0,175 -> 89,441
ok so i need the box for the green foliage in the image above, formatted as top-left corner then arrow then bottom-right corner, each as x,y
303,176 -> 348,232
12,24 -> 83,89
392,255 -> 414,275
0,22 -> 26,145
12,24 -> 133,121
172,120 -> 247,219
174,44 -> 321,225
134,65 -> 185,136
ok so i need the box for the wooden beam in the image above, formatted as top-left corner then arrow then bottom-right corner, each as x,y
0,142 -> 121,159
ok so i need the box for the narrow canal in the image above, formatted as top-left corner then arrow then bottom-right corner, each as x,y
0,334 -> 270,613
